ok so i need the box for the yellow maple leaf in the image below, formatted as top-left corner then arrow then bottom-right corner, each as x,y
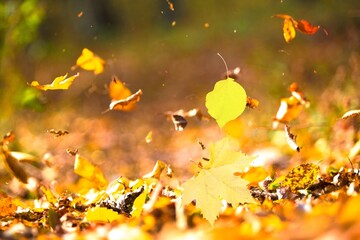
181,137 -> 256,226
30,73 -> 80,91
73,48 -> 105,75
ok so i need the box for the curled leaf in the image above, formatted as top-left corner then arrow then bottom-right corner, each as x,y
171,115 -> 187,131
341,109 -> 360,120
1,149 -> 28,183
296,19 -> 320,34
106,77 -> 142,112
109,89 -> 143,111
284,124 -> 300,152
30,73 -> 80,91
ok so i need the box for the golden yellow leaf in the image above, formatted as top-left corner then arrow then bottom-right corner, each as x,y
30,73 -> 80,91
74,154 -> 108,188
131,189 -> 147,218
39,185 -> 58,205
283,18 -> 296,43
85,206 -> 121,223
282,163 -> 320,192
240,166 -> 268,183
73,48 -> 105,75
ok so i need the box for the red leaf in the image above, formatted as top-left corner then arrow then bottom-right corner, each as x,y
296,19 -> 320,35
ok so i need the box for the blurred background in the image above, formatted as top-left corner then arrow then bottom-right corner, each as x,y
0,0 -> 359,189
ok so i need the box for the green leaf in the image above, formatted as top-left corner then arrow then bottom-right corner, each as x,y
205,78 -> 247,128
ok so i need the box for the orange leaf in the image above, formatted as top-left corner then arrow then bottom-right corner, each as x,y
273,96 -> 303,128
0,193 -> 17,217
296,19 -> 320,35
72,48 -> 105,75
108,76 -> 142,111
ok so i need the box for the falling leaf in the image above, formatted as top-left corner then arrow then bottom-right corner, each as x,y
77,11 -> 83,18
273,14 -> 297,43
246,96 -> 259,109
3,131 -> 15,144
107,76 -> 142,111
47,129 -> 69,137
66,148 -> 78,156
283,18 -> 296,43
166,0 -> 174,11
85,206 -> 121,223
206,78 -> 247,128
282,163 -> 320,192
109,89 -> 143,111
273,14 -> 321,42
272,96 -> 303,128
30,73 -> 80,91
145,131 -> 153,143
288,82 -> 310,107
72,48 -> 105,75
273,82 -> 310,129
0,148 -> 28,183
74,154 -> 108,188
296,19 -> 320,34
204,22 -> 210,28
284,124 -> 300,152
341,109 -> 360,120
181,137 -> 256,226
171,115 -> 187,131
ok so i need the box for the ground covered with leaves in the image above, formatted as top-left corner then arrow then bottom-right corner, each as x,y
1,1 -> 360,240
